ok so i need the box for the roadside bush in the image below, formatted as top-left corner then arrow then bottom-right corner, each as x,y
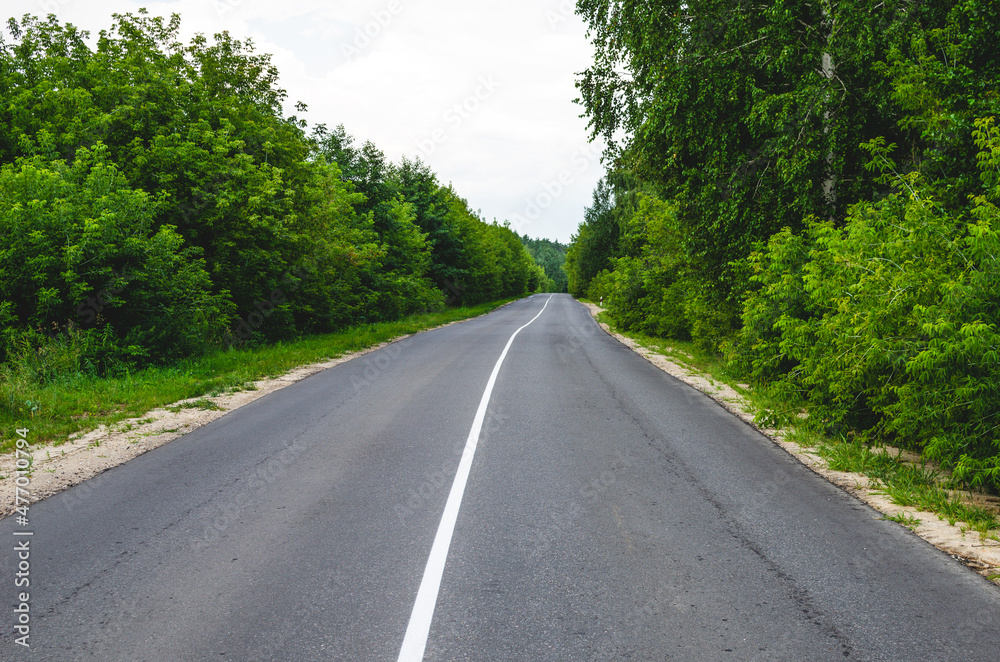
887,118 -> 1000,489
729,119 -> 1000,491
0,146 -> 230,372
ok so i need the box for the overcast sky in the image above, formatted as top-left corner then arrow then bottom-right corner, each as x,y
15,0 -> 605,243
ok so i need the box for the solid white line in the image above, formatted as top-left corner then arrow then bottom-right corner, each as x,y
397,295 -> 553,662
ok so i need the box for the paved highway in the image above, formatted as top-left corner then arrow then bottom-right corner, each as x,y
3,294 -> 1000,660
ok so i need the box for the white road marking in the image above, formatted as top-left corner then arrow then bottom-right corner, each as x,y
397,295 -> 553,662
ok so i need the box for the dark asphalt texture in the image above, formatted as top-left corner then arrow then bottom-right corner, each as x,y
2,293 -> 999,660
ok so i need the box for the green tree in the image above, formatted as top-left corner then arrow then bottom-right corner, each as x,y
564,178 -> 620,297
729,119 -> 1000,491
0,146 -> 229,370
392,158 -> 467,299
521,235 -> 568,292
0,9 -> 549,383
313,124 -> 442,318
573,0 -> 1000,348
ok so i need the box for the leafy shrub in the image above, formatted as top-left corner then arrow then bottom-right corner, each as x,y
730,119 -> 1000,490
0,146 -> 230,372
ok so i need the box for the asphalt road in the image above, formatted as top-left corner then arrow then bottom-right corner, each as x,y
3,294 -> 1000,660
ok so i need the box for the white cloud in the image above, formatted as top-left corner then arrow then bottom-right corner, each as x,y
11,0 -> 604,242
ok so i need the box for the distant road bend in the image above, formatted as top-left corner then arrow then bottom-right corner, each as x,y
3,294 -> 1000,660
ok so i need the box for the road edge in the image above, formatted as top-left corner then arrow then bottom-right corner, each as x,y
0,297 -> 527,518
580,301 -> 1000,584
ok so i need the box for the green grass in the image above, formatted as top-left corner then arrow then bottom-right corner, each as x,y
165,398 -> 225,413
817,440 -> 907,484
812,439 -> 999,538
883,483 -> 999,538
0,298 -> 520,453
781,426 -> 823,449
884,511 -> 922,530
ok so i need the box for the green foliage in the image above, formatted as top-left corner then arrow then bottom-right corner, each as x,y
565,178 -> 620,297
0,11 -> 553,420
570,0 -> 1000,488
520,235 -> 567,292
572,0 -> 1000,334
440,188 -> 544,304
0,12 -> 318,338
730,121 -> 1000,491
392,158 -> 468,295
313,125 -> 444,317
815,438 -> 997,536
0,298 -> 519,453
600,194 -> 690,338
571,182 -> 740,349
0,146 -> 229,368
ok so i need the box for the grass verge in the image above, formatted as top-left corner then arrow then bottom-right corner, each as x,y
814,437 -> 999,540
1,298 -> 521,453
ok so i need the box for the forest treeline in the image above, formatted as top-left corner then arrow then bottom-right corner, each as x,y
566,1 -> 1000,491
0,11 -> 558,383
521,235 -> 568,293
